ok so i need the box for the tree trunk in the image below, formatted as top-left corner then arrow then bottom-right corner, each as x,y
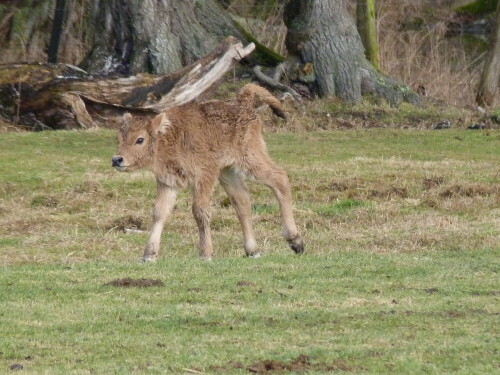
476,0 -> 500,107
284,0 -> 419,106
356,0 -> 379,69
80,0 -> 246,76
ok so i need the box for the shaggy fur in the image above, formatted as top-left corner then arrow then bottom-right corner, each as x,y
112,83 -> 303,261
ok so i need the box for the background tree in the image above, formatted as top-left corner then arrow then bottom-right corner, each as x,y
476,0 -> 500,107
284,0 -> 418,105
1,0 -> 496,108
71,0 -> 418,105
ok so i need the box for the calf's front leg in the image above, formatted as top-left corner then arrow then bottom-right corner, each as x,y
143,180 -> 177,262
191,178 -> 216,260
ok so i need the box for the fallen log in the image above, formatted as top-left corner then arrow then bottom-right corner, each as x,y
0,37 -> 255,130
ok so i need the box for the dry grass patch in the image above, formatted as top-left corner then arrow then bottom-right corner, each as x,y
0,128 -> 498,265
439,183 -> 500,198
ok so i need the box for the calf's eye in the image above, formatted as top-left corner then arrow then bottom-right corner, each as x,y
136,137 -> 144,145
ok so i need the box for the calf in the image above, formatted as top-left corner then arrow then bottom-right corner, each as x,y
112,83 -> 303,261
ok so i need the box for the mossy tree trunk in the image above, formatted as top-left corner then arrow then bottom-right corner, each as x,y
356,0 -> 379,69
284,0 -> 419,106
476,0 -> 500,107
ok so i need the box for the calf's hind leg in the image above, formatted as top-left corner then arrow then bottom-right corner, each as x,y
248,155 -> 304,254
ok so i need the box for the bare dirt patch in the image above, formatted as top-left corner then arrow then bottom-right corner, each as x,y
210,354 -> 361,373
423,177 -> 445,190
317,178 -> 361,193
31,195 -> 59,208
236,280 -> 256,287
0,205 -> 9,215
367,185 -> 408,199
104,278 -> 164,288
439,184 -> 499,198
318,179 -> 409,200
9,364 -> 23,371
423,288 -> 439,294
72,180 -> 102,194
420,198 -> 439,208
108,215 -> 145,232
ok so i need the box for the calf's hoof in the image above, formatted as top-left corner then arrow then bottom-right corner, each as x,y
246,252 -> 261,259
288,236 -> 304,255
141,255 -> 157,263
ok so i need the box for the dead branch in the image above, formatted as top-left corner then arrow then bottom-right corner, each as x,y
0,37 -> 255,129
252,65 -> 302,101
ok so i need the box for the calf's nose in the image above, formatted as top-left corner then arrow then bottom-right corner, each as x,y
112,156 -> 123,167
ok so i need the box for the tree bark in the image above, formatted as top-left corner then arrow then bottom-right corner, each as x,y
284,0 -> 419,106
80,0 -> 246,76
476,0 -> 500,107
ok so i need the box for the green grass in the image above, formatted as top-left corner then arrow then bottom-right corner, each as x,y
314,199 -> 367,217
0,128 -> 499,373
1,252 -> 498,374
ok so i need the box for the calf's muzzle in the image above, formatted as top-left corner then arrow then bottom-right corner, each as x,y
112,156 -> 124,168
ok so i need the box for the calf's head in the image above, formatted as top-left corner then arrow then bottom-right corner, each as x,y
112,112 -> 169,171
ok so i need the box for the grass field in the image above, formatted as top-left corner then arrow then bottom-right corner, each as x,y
0,128 -> 499,374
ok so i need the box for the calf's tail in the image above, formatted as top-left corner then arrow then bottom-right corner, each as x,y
238,83 -> 286,120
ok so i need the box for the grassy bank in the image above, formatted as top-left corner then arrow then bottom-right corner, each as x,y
0,128 -> 499,373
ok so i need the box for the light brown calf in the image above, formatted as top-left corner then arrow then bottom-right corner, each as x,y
112,83 -> 303,261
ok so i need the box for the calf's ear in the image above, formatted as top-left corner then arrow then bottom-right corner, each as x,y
151,113 -> 171,134
122,112 -> 132,123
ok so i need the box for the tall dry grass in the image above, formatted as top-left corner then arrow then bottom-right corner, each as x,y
376,0 -> 486,107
